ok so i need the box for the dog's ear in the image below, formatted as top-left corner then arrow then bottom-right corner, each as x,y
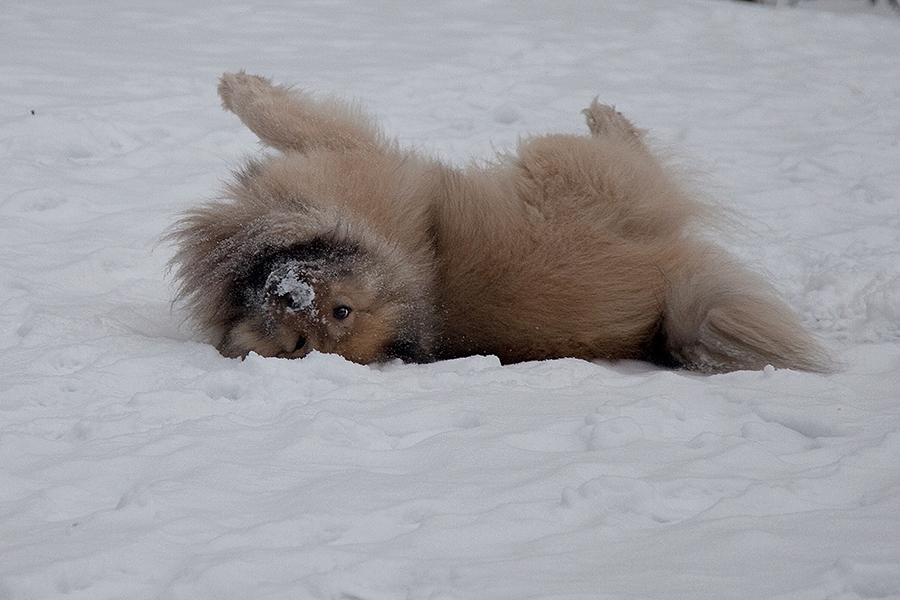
218,71 -> 385,154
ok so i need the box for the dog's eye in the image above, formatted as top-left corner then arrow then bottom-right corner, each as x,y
332,305 -> 352,320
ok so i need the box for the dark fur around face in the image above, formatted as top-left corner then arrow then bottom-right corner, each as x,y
166,72 -> 834,373
220,240 -> 432,363
166,159 -> 438,364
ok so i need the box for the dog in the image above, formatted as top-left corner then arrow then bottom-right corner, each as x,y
167,72 -> 833,373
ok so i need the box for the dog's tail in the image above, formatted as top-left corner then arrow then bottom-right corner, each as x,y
660,244 -> 834,374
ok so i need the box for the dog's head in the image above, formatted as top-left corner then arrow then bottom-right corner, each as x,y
219,238 -> 434,364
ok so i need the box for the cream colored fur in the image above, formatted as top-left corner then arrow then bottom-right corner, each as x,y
167,71 -> 834,373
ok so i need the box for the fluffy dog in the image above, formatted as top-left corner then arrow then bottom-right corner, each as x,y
167,72 -> 833,373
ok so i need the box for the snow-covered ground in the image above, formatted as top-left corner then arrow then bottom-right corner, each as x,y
2,1 -> 899,598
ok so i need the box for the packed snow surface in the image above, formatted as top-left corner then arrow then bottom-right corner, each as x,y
2,1 -> 899,598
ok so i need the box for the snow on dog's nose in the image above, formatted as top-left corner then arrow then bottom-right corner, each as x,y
265,262 -> 316,313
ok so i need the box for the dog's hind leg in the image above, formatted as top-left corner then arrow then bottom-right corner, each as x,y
218,71 -> 384,153
582,100 -> 644,142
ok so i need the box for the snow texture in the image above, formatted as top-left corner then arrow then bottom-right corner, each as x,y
1,1 -> 899,598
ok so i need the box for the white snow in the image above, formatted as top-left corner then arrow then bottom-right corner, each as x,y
2,1 -> 899,598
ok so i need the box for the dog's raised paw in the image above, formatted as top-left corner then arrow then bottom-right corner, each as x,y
218,71 -> 275,113
582,100 -> 643,141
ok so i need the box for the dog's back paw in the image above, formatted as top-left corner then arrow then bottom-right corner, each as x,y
582,100 -> 643,141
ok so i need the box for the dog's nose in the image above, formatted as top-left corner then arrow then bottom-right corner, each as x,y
275,334 -> 309,359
